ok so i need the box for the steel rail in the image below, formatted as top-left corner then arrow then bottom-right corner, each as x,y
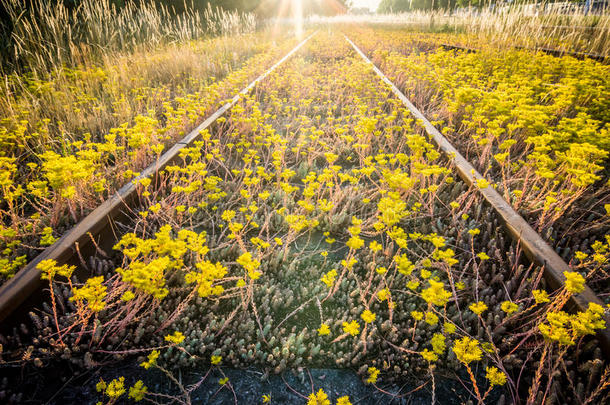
0,31 -> 317,322
345,34 -> 610,355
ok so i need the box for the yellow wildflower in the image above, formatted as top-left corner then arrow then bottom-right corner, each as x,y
164,331 -> 185,345
342,320 -> 360,336
564,271 -> 585,294
366,367 -> 379,384
485,366 -> 507,386
421,280 -> 452,306
307,389 -> 330,405
318,323 -> 330,336
469,301 -> 488,315
532,289 -> 550,304
501,301 -> 519,315
128,380 -> 147,402
361,309 -> 376,323
452,337 -> 482,364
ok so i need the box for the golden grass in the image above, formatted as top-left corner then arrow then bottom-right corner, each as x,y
309,7 -> 610,57
0,0 -> 256,75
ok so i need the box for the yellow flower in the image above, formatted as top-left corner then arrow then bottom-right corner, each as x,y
164,331 -> 185,345
539,310 -> 573,345
476,252 -> 490,261
318,323 -> 330,336
96,379 -> 107,392
452,336 -> 482,365
574,251 -> 588,261
141,350 -> 159,369
346,236 -> 364,250
69,276 -> 107,312
532,289 -> 550,304
128,380 -> 147,402
262,394 -> 271,403
336,396 -> 352,405
342,320 -> 360,336
369,241 -> 382,252
431,333 -> 446,354
469,301 -> 488,315
219,377 -> 229,385
321,269 -> 337,288
361,309 -> 376,323
501,301 -> 519,315
476,178 -> 490,189
377,288 -> 390,301
366,366 -> 380,384
425,311 -> 439,325
211,355 -> 222,365
105,377 -> 125,398
121,290 -> 136,302
221,210 -> 236,222
38,259 -> 75,281
420,349 -> 438,362
395,254 -> 414,275
421,279 -> 452,306
307,389 -> 330,405
411,310 -> 424,321
568,303 -> 606,338
433,247 -> 459,266
564,271 -> 585,294
485,366 -> 507,386
237,252 -> 261,280
444,322 -> 456,334
39,227 -> 56,246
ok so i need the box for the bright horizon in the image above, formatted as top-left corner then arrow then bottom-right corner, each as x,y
350,0 -> 381,11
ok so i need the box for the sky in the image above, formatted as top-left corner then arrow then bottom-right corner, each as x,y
349,0 -> 381,11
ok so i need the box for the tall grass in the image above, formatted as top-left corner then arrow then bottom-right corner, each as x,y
309,6 -> 610,57
0,0 -> 257,75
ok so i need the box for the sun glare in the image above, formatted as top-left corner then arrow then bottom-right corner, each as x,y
292,0 -> 304,39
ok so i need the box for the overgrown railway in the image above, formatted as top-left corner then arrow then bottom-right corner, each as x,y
2,31 -> 606,348
0,29 -> 608,404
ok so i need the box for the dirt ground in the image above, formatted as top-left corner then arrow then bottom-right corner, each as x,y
35,362 -> 503,404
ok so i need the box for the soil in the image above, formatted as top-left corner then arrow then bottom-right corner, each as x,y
4,360 -> 501,404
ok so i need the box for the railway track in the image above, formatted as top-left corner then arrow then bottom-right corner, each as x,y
1,29 -> 608,404
0,29 -> 607,361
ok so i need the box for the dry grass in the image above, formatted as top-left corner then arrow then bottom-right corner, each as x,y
0,0 -> 256,75
308,7 -> 610,57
